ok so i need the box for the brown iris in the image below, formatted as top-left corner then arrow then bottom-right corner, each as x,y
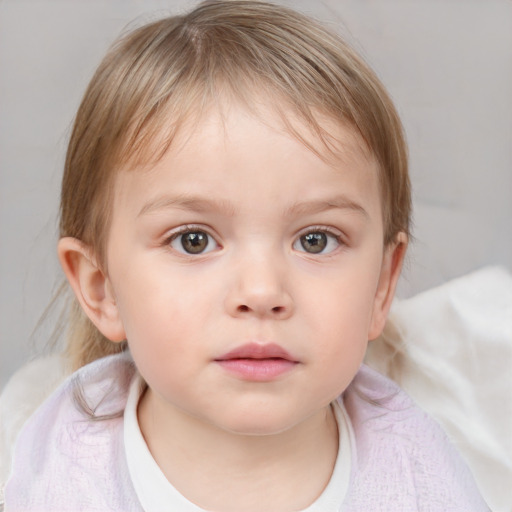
181,231 -> 209,254
300,232 -> 327,253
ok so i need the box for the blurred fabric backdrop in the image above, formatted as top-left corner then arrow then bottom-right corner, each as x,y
1,0 -> 511,388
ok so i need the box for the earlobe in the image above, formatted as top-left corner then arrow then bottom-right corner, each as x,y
57,237 -> 126,342
368,233 -> 407,340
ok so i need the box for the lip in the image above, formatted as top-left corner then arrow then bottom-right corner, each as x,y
214,343 -> 299,381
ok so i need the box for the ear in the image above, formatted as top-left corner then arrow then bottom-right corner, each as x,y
368,233 -> 407,341
57,237 -> 126,342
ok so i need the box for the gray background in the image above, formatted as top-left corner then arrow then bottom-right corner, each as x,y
1,0 -> 511,389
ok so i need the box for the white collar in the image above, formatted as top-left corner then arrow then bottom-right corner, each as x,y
124,375 -> 352,512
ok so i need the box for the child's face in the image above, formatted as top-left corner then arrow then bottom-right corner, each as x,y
103,103 -> 400,435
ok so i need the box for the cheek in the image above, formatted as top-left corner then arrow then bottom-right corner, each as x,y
300,252 -> 382,385
112,274 -> 185,353
306,255 -> 382,333
310,296 -> 369,370
112,265 -> 220,371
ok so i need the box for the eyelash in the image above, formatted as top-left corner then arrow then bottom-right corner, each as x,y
163,225 -> 345,256
164,225 -> 220,256
293,226 -> 345,255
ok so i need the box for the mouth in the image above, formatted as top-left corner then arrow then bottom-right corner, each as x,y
214,343 -> 299,381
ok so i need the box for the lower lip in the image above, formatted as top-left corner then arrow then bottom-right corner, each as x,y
216,358 -> 297,381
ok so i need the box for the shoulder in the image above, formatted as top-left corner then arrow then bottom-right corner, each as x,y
4,353 -> 141,511
342,364 -> 489,511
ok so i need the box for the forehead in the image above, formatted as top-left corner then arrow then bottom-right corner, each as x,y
111,102 -> 382,223
119,89 -> 376,176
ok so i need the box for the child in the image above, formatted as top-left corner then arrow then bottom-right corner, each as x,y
4,1 -> 489,510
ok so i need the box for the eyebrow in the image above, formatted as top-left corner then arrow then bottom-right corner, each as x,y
285,195 -> 369,219
137,194 -> 237,217
138,193 -> 369,220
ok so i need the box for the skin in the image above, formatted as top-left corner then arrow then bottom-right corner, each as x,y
59,102 -> 406,511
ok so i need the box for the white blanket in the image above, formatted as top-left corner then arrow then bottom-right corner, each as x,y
366,265 -> 512,512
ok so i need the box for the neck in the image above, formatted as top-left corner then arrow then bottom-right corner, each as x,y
138,389 -> 339,512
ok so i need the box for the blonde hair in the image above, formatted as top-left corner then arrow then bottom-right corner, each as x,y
59,0 -> 411,371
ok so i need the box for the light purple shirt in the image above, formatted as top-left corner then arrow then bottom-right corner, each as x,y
5,353 -> 489,511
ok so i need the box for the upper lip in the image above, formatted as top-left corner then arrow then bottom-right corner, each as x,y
215,343 -> 297,362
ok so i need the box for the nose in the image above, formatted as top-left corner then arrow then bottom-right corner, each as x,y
225,254 -> 294,320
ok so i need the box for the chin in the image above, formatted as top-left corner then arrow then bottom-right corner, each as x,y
214,410 -> 305,438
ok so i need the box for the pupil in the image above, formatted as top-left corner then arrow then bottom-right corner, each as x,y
182,232 -> 208,254
301,232 -> 327,253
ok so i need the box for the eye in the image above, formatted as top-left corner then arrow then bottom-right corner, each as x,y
293,230 -> 342,255
169,229 -> 218,255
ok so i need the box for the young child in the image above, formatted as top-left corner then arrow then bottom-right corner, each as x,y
4,1 -> 489,510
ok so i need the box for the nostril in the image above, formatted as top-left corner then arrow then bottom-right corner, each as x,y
236,305 -> 286,314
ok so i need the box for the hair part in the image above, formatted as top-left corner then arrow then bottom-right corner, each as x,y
59,0 -> 411,370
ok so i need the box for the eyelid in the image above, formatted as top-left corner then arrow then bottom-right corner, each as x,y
296,225 -> 345,241
293,225 -> 346,255
164,224 -> 221,254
